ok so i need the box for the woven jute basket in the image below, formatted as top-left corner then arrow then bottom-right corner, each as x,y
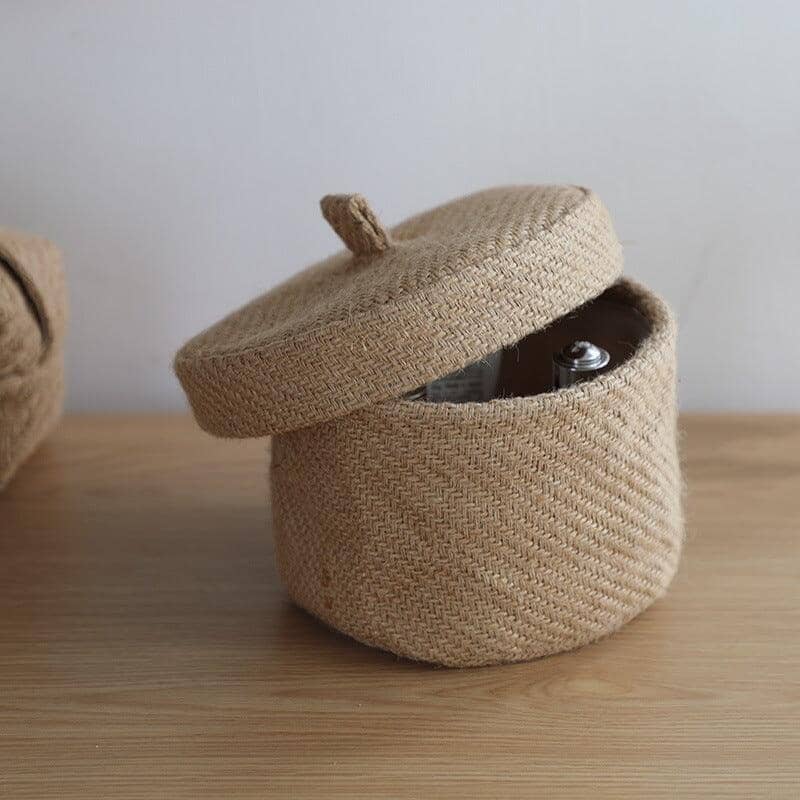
176,185 -> 682,667
0,229 -> 66,489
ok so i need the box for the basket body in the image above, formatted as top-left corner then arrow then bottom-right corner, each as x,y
271,280 -> 682,667
0,231 -> 66,488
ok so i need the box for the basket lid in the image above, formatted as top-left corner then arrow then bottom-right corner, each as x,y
175,185 -> 622,437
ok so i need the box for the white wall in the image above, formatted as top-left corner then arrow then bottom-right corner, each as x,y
1,1 -> 797,413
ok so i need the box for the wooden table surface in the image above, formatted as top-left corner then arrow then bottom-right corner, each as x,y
1,414 -> 798,798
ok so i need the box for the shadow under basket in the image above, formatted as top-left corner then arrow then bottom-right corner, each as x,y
270,279 -> 682,668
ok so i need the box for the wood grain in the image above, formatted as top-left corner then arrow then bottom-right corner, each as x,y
1,414 -> 798,798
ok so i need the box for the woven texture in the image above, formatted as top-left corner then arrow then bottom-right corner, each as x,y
0,229 -> 66,489
320,193 -> 392,256
271,280 -> 681,667
175,185 -> 623,438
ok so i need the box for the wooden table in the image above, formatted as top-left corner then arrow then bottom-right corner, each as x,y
1,415 -> 798,798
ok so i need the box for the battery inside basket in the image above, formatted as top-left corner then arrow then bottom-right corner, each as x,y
417,284 -> 652,402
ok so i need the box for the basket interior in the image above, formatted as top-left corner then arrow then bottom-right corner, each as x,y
496,283 -> 652,398
417,283 -> 654,402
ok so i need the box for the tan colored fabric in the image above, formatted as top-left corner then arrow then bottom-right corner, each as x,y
175,184 -> 682,667
271,279 -> 681,667
0,229 -> 66,488
175,186 -> 623,438
320,193 -> 392,256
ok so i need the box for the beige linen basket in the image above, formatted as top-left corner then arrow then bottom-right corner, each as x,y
0,230 -> 66,488
176,185 -> 682,668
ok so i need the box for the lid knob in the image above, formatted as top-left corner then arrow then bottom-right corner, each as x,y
320,193 -> 392,258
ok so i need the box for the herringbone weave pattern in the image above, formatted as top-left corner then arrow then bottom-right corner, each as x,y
176,185 -> 682,666
175,186 -> 623,437
271,280 -> 680,667
0,230 -> 66,488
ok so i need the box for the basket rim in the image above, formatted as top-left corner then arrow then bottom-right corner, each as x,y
376,277 -> 675,418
